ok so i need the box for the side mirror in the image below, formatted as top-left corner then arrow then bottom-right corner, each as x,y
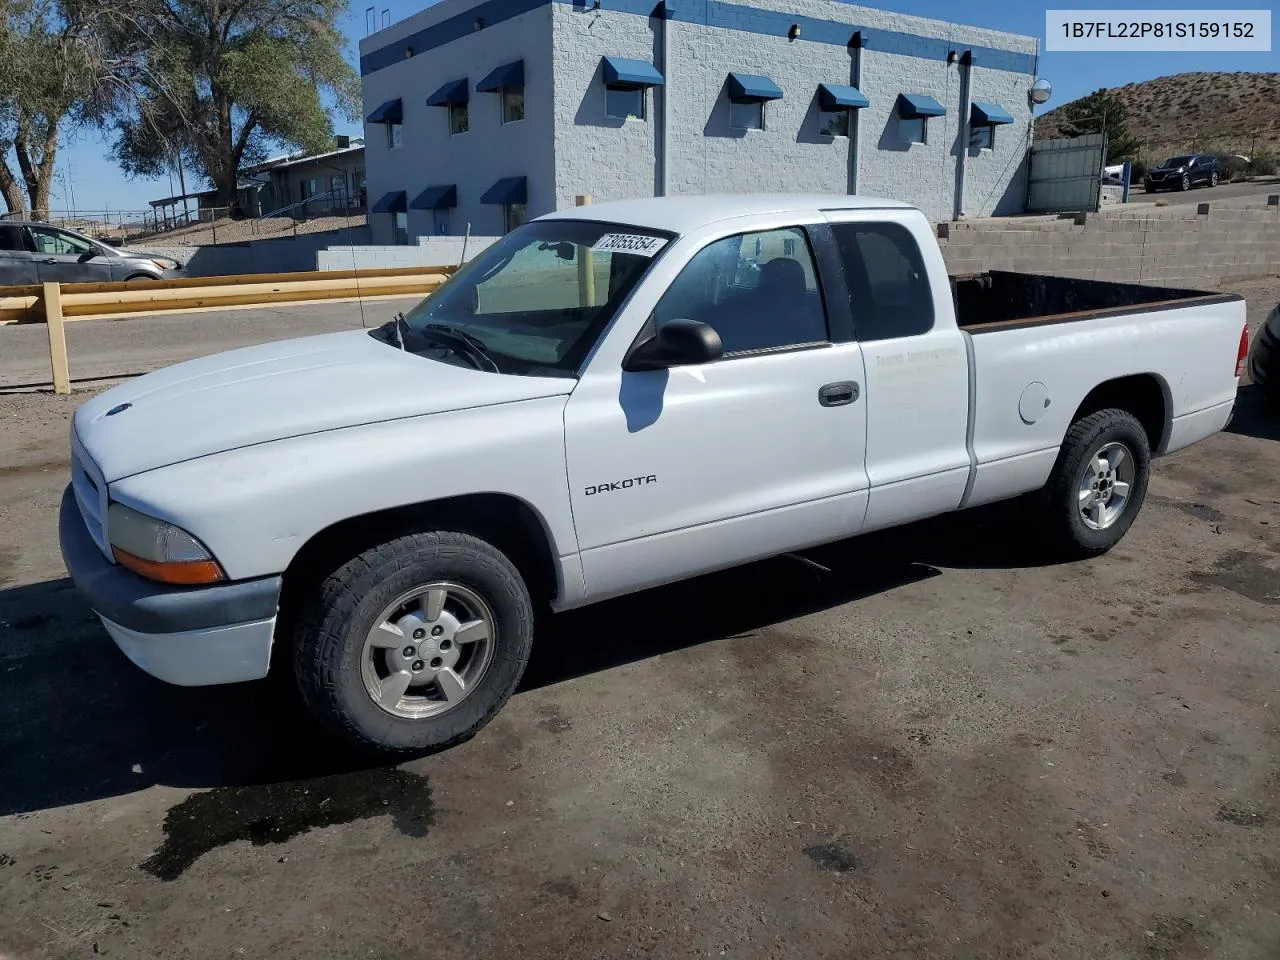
77,251 -> 98,262
623,318 -> 723,372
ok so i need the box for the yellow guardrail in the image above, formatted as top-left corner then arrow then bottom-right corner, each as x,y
0,265 -> 456,394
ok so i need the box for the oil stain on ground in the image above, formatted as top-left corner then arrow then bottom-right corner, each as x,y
141,768 -> 435,881
1187,550 -> 1280,606
803,842 -> 858,873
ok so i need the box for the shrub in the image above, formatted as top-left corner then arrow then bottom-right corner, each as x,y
1251,153 -> 1278,176
1218,154 -> 1249,180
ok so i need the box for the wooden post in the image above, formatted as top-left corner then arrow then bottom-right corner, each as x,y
43,282 -> 70,395
575,195 -> 595,307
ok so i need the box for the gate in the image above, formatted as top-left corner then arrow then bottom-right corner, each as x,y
1026,133 -> 1106,213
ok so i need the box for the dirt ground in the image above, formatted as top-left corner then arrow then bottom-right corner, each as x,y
1,279 -> 1279,960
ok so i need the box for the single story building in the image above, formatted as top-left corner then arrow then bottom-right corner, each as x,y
358,0 -> 1041,245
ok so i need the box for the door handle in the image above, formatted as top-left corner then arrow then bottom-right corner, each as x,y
42,258 -> 57,264
818,381 -> 859,407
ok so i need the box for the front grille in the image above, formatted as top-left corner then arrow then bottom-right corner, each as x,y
70,430 -> 112,560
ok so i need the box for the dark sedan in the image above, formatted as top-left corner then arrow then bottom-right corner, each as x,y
1144,154 -> 1221,192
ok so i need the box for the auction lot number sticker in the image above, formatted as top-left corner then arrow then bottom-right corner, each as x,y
591,234 -> 668,257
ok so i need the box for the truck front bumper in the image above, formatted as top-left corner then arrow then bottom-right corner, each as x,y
58,485 -> 282,686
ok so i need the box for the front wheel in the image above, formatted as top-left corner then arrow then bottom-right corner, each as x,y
293,530 -> 535,756
1179,174 -> 1191,191
1038,409 -> 1152,559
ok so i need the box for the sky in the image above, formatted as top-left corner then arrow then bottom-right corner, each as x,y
40,0 -> 1280,213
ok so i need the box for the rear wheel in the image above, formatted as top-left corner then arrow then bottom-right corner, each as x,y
1209,171 -> 1220,187
292,530 -> 534,756
1038,409 -> 1151,559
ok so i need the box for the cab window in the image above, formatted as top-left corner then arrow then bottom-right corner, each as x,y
28,227 -> 96,256
651,227 -> 827,355
831,222 -> 934,341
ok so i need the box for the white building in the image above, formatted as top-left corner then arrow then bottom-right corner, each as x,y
358,0 -> 1040,244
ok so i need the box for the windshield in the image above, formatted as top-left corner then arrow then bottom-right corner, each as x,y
398,219 -> 671,375
1161,156 -> 1193,168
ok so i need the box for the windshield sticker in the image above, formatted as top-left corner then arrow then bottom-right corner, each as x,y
590,233 -> 668,257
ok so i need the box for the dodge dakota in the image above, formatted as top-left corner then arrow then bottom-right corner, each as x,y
58,195 -> 1250,754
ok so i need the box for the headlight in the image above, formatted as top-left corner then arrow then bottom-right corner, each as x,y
107,501 -> 225,585
149,258 -> 176,271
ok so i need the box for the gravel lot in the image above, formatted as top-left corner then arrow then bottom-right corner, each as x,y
1,279 -> 1279,960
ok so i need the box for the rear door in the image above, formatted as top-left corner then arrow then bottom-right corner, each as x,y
563,219 -> 871,601
0,223 -> 38,283
825,210 -> 971,532
27,226 -> 113,283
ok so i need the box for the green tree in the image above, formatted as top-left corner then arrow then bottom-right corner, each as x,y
1053,88 -> 1141,164
0,0 -> 112,216
109,0 -> 359,213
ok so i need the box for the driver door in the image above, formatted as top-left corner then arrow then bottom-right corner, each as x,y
563,222 -> 870,603
26,226 -> 113,284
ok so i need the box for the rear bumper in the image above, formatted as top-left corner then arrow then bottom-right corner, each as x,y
58,485 -> 281,685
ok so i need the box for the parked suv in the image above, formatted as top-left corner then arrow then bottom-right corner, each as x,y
1144,154 -> 1221,192
0,220 -> 184,284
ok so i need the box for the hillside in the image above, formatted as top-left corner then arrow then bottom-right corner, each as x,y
1034,72 -> 1280,162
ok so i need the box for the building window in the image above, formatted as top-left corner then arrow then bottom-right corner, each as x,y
606,85 -> 645,121
449,103 -> 469,135
970,123 -> 995,150
503,203 -> 526,233
818,108 -> 849,138
394,211 -> 408,245
900,116 -> 927,144
729,99 -> 764,131
501,88 -> 524,124
387,121 -> 403,149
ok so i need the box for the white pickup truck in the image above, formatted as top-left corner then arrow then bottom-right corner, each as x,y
59,195 -> 1249,754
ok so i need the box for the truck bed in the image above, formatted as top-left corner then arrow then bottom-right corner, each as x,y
951,271 -> 1237,332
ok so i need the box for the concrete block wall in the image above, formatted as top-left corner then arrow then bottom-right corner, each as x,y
939,209 -> 1280,288
317,236 -> 499,271
358,0 -> 556,243
550,0 -> 1037,223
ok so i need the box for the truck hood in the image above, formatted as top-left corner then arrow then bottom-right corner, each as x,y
73,330 -> 574,482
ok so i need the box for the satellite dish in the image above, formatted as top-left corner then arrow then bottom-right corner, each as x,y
1030,78 -> 1053,105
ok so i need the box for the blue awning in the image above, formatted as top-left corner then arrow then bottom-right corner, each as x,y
476,60 -> 524,92
602,56 -> 664,88
727,72 -> 783,102
818,83 -> 869,110
426,79 -> 469,107
371,190 -> 407,214
480,176 -> 527,205
898,94 -> 945,119
971,100 -> 1014,125
366,98 -> 403,124
410,185 -> 457,210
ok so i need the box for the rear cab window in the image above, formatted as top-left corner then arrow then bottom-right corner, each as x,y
830,222 -> 934,341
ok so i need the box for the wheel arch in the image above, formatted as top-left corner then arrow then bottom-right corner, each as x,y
278,492 -> 563,629
1069,373 -> 1172,454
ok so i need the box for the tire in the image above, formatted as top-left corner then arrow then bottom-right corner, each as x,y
1209,171 -> 1219,187
1249,304 -> 1280,403
123,273 -> 154,282
293,530 -> 534,756
1179,174 -> 1191,191
1038,409 -> 1152,559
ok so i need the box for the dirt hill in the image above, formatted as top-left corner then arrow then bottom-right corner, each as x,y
1034,72 -> 1280,163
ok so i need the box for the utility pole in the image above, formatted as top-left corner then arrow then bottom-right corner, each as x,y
176,152 -> 190,225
